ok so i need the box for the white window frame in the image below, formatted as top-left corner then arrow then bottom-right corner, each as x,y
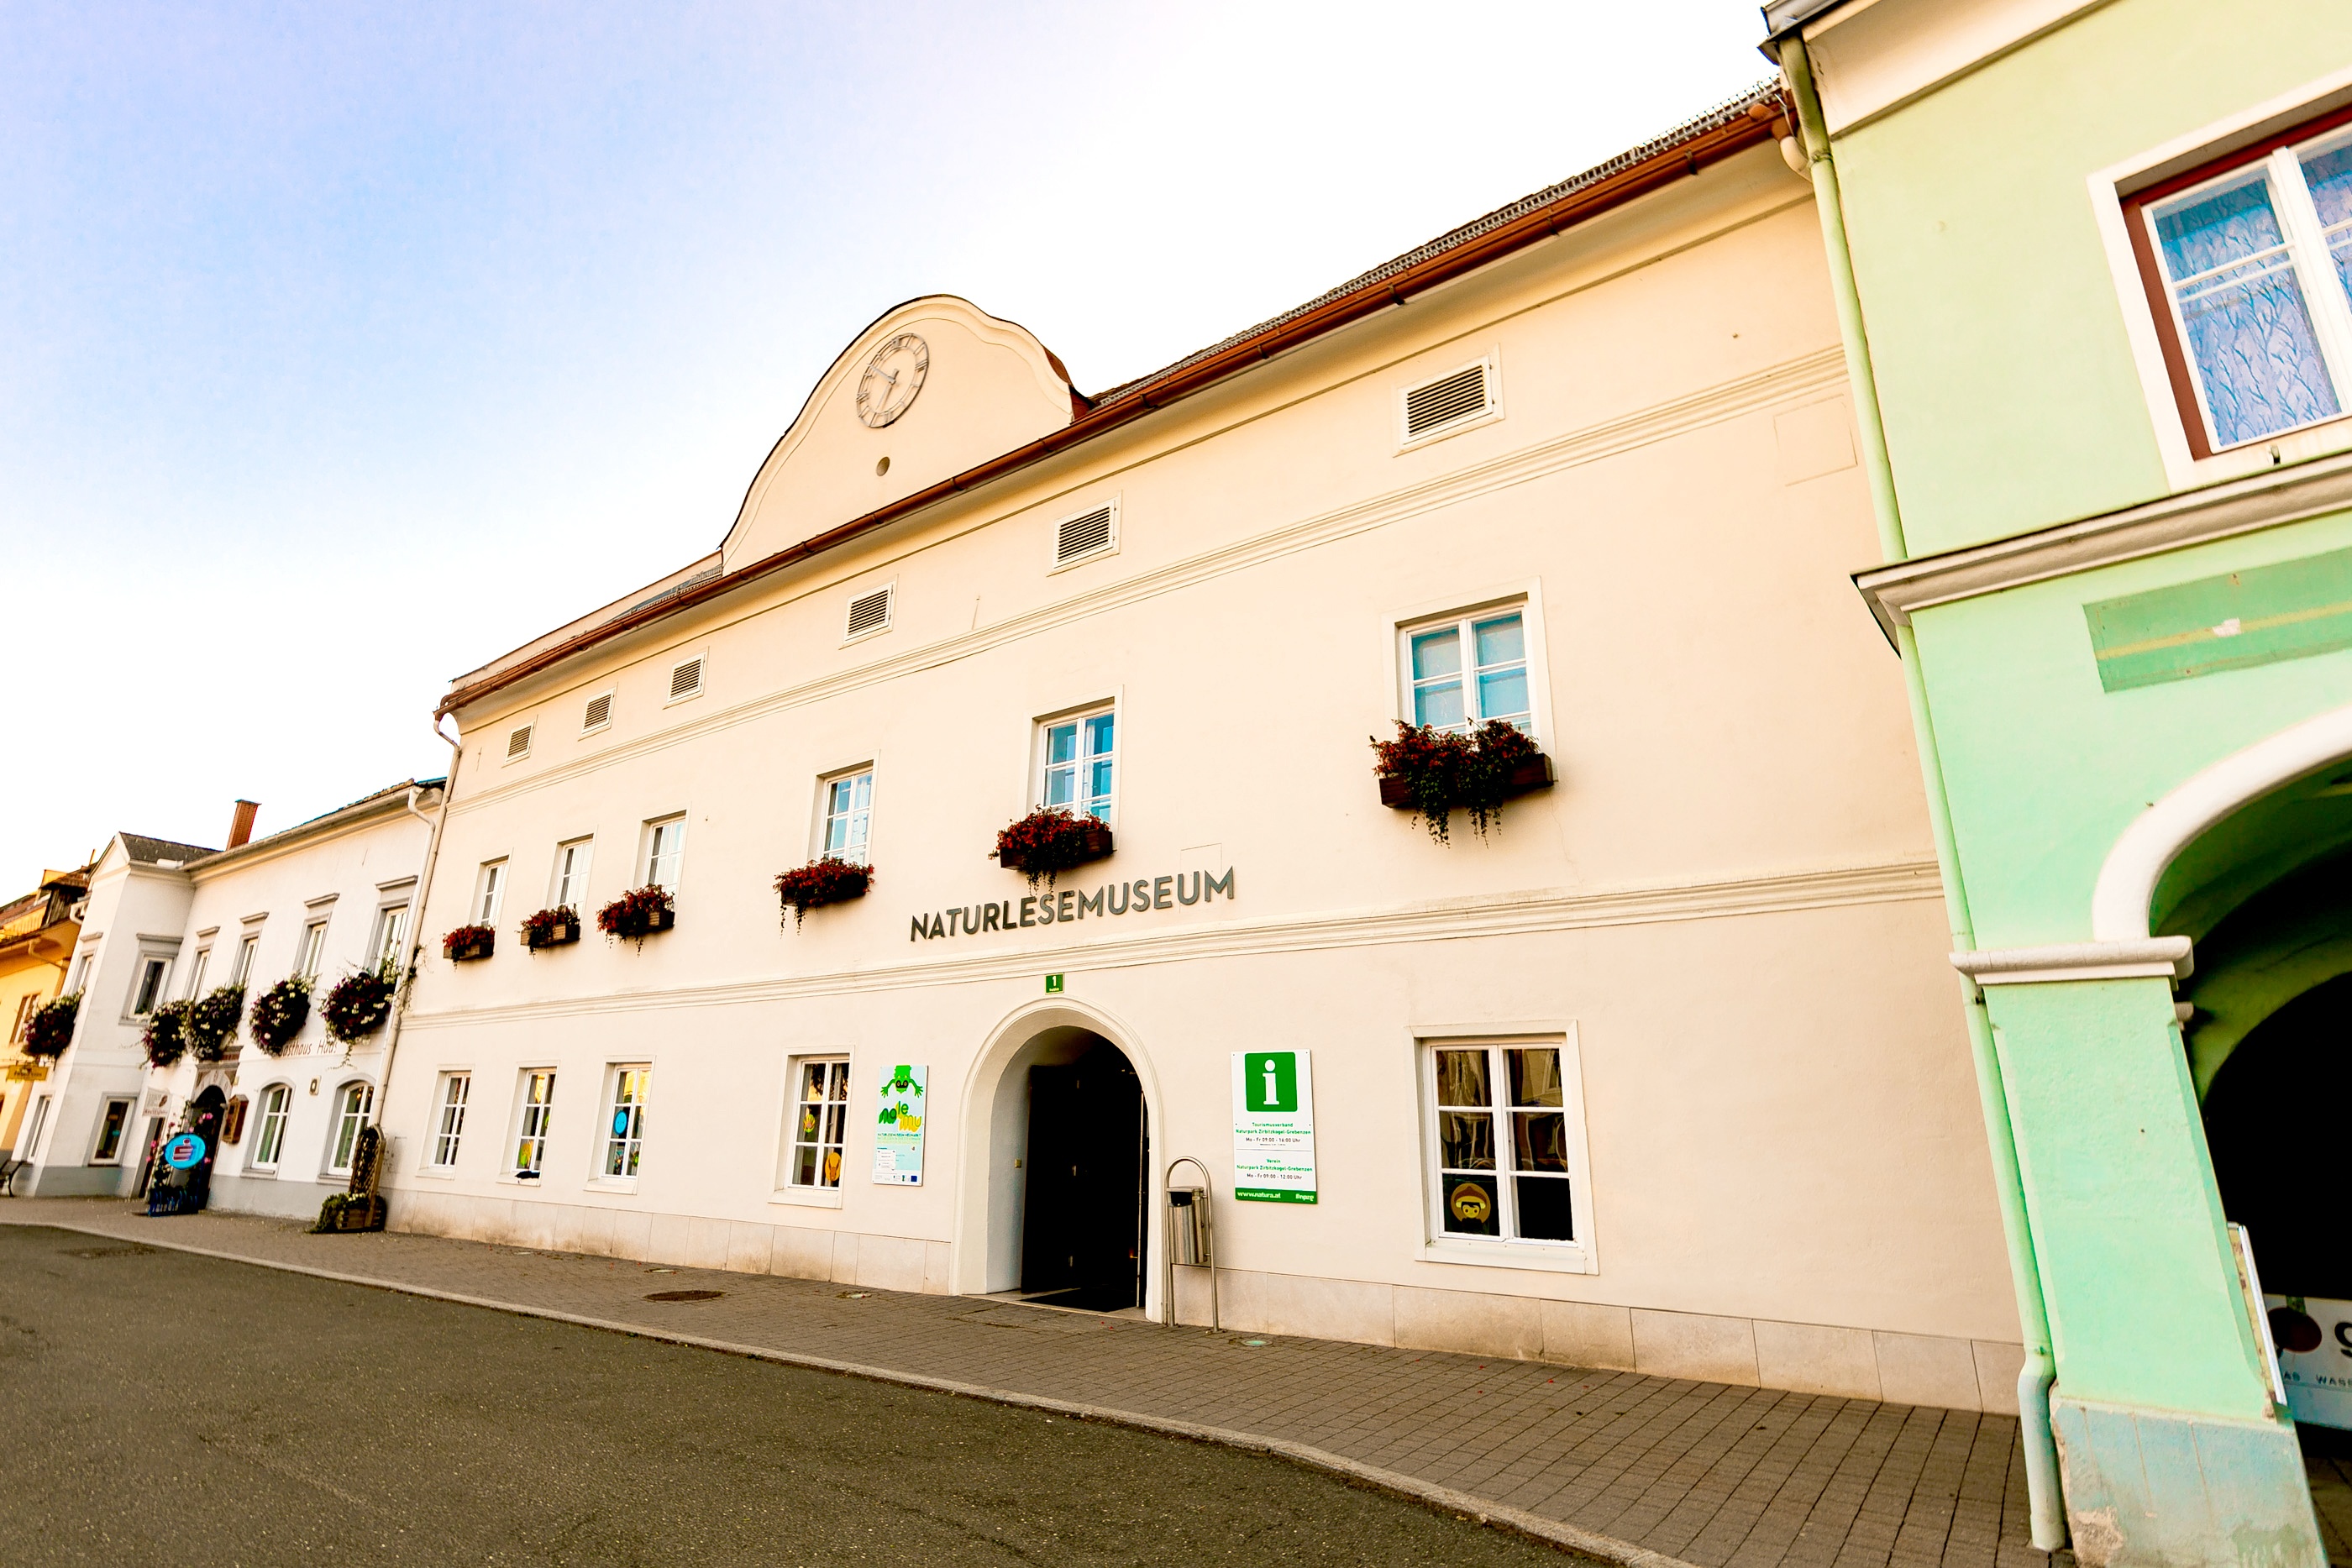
549,838 -> 593,911
428,1072 -> 470,1172
1047,496 -> 1121,574
510,1067 -> 557,1182
473,860 -> 507,927
1033,703 -> 1118,826
325,1081 -> 375,1177
1412,1024 -> 1595,1274
20,1096 -> 51,1160
297,918 -> 328,979
1396,600 -> 1537,738
1385,585 -> 1553,743
2094,67 -> 2352,489
596,1064 -> 649,1186
126,955 -> 172,1020
814,768 -> 874,864
182,947 -> 212,1004
89,1097 -> 134,1164
370,904 -> 410,973
233,931 -> 260,988
1395,350 -> 1504,451
774,1055 -> 850,1208
249,1083 -> 292,1172
640,815 -> 685,894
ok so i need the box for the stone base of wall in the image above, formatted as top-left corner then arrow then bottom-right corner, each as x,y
387,1190 -> 2019,1413
207,1173 -> 341,1224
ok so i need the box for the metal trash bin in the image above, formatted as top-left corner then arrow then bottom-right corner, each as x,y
1168,1186 -> 1211,1267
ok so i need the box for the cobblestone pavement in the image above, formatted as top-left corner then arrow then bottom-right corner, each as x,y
4,1198 -> 2058,1568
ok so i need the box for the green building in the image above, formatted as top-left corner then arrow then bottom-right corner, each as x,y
1767,1 -> 2352,1560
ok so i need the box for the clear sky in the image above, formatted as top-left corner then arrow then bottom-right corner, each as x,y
0,0 -> 1773,884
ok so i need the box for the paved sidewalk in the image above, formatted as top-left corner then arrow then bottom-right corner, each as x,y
3,1198 -> 2056,1568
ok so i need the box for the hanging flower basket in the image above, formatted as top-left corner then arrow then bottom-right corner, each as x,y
774,858 -> 874,929
22,993 -> 79,1059
248,975 -> 312,1056
597,885 -> 675,948
1371,720 -> 1551,844
142,1000 -> 192,1068
521,907 -> 581,952
443,924 -> 496,962
321,968 -> 396,1045
184,983 -> 246,1062
991,810 -> 1114,889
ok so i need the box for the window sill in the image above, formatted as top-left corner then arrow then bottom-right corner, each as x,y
585,1177 -> 639,1195
1418,1239 -> 1595,1276
414,1167 -> 457,1181
769,1184 -> 843,1209
499,1172 -> 549,1187
242,1167 -> 279,1179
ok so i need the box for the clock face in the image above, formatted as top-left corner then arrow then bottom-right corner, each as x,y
856,333 -> 929,428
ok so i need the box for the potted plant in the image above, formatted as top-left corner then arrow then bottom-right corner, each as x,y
21,993 -> 79,1060
774,858 -> 874,929
443,923 -> 496,962
521,906 -> 582,952
247,975 -> 312,1056
312,1192 -> 388,1233
597,885 -> 675,948
183,983 -> 246,1062
321,966 -> 396,1046
141,999 -> 192,1068
1371,719 -> 1553,843
991,808 -> 1114,889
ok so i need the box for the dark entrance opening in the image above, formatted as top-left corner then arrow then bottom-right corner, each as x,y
2204,972 -> 2352,1302
1019,1041 -> 1147,1311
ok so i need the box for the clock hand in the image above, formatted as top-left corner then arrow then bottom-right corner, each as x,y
872,364 -> 899,388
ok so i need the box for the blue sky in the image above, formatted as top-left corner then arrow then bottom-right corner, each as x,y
0,1 -> 1771,882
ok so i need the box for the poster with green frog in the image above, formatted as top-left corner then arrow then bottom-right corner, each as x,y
872,1063 -> 927,1186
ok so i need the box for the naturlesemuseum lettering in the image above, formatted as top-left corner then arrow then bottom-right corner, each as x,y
909,866 -> 1236,942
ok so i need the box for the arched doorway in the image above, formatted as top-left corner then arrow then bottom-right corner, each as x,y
2202,973 -> 2351,1303
963,1009 -> 1154,1314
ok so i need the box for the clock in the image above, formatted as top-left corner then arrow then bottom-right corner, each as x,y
856,333 -> 929,428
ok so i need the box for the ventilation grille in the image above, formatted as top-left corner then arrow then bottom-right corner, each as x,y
846,586 -> 894,638
582,694 -> 612,731
669,658 -> 703,700
1055,505 -> 1116,565
1404,362 -> 1492,440
507,725 -> 533,758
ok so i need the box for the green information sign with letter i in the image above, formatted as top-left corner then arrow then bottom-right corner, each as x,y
1231,1049 -> 1315,1203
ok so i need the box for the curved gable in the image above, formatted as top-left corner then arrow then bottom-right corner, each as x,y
722,296 -> 1077,574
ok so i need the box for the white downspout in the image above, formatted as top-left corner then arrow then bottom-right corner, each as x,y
367,717 -> 463,1175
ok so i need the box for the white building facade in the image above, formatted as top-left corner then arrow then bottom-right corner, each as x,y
382,92 -> 2028,1408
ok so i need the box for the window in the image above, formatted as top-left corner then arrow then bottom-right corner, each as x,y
129,957 -> 170,1017
551,839 -> 593,910
91,1099 -> 132,1163
297,920 -> 328,979
1399,356 -> 1500,444
328,1082 -> 374,1174
643,817 -> 685,893
668,658 -> 703,701
2129,112 -> 2352,456
785,1058 -> 850,1188
602,1067 -> 648,1178
1053,501 -> 1119,569
431,1073 -> 470,1168
1425,1041 -> 1585,1249
252,1084 -> 292,1168
1039,709 -> 1116,822
68,952 -> 92,993
845,585 -> 894,639
9,994 -> 36,1045
1404,608 -> 1530,734
183,948 -> 211,1003
372,905 -> 408,971
513,1070 -> 556,1177
474,861 -> 507,926
21,1097 -> 50,1158
820,771 -> 873,863
582,692 -> 612,732
234,933 -> 260,988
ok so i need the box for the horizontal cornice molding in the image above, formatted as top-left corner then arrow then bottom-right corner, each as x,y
1855,449 -> 2352,639
454,346 -> 1850,819
1950,936 -> 2192,986
402,855 -> 1940,1030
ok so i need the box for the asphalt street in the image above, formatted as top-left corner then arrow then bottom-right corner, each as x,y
0,1225 -> 1586,1567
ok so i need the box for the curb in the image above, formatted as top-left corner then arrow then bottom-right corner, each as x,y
9,1214 -> 1699,1568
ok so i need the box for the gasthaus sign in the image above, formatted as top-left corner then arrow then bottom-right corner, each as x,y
909,867 -> 1236,941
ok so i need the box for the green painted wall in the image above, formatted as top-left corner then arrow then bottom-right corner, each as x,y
1831,0 -> 2352,556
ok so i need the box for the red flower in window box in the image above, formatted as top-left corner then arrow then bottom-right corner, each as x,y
184,984 -> 246,1062
22,992 -> 80,1059
520,906 -> 581,952
1371,720 -> 1551,843
991,809 -> 1113,889
321,968 -> 396,1045
596,885 -> 675,948
442,924 -> 496,962
773,858 -> 874,929
141,999 -> 192,1067
247,975 -> 311,1056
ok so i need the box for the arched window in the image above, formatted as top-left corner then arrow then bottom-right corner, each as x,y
328,1082 -> 374,1175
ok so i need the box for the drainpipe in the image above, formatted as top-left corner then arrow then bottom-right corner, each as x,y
1778,37 -> 2066,1550
368,718 -> 463,1172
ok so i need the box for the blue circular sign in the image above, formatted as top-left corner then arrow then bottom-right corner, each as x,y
163,1133 -> 207,1170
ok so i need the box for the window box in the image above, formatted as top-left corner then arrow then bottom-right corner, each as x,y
993,810 -> 1114,886
22,993 -> 79,1059
1372,720 -> 1551,843
521,908 -> 582,951
597,887 -> 675,947
1378,753 -> 1552,809
774,858 -> 874,928
247,976 -> 311,1056
442,925 -> 496,962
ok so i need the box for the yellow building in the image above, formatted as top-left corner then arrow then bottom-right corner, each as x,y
1,868 -> 88,1154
